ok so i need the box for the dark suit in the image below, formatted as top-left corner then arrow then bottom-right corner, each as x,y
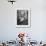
17,19 -> 28,25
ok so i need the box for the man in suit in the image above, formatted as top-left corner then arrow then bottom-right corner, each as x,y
17,10 -> 28,25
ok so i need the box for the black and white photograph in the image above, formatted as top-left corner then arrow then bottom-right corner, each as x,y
17,10 -> 28,25
16,8 -> 31,28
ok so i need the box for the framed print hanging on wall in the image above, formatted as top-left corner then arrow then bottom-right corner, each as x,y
16,8 -> 31,28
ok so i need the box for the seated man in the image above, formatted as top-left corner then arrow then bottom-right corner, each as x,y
17,10 -> 28,25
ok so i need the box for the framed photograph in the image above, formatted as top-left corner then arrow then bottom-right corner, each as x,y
16,8 -> 31,28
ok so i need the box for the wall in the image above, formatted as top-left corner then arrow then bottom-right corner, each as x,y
0,0 -> 46,42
